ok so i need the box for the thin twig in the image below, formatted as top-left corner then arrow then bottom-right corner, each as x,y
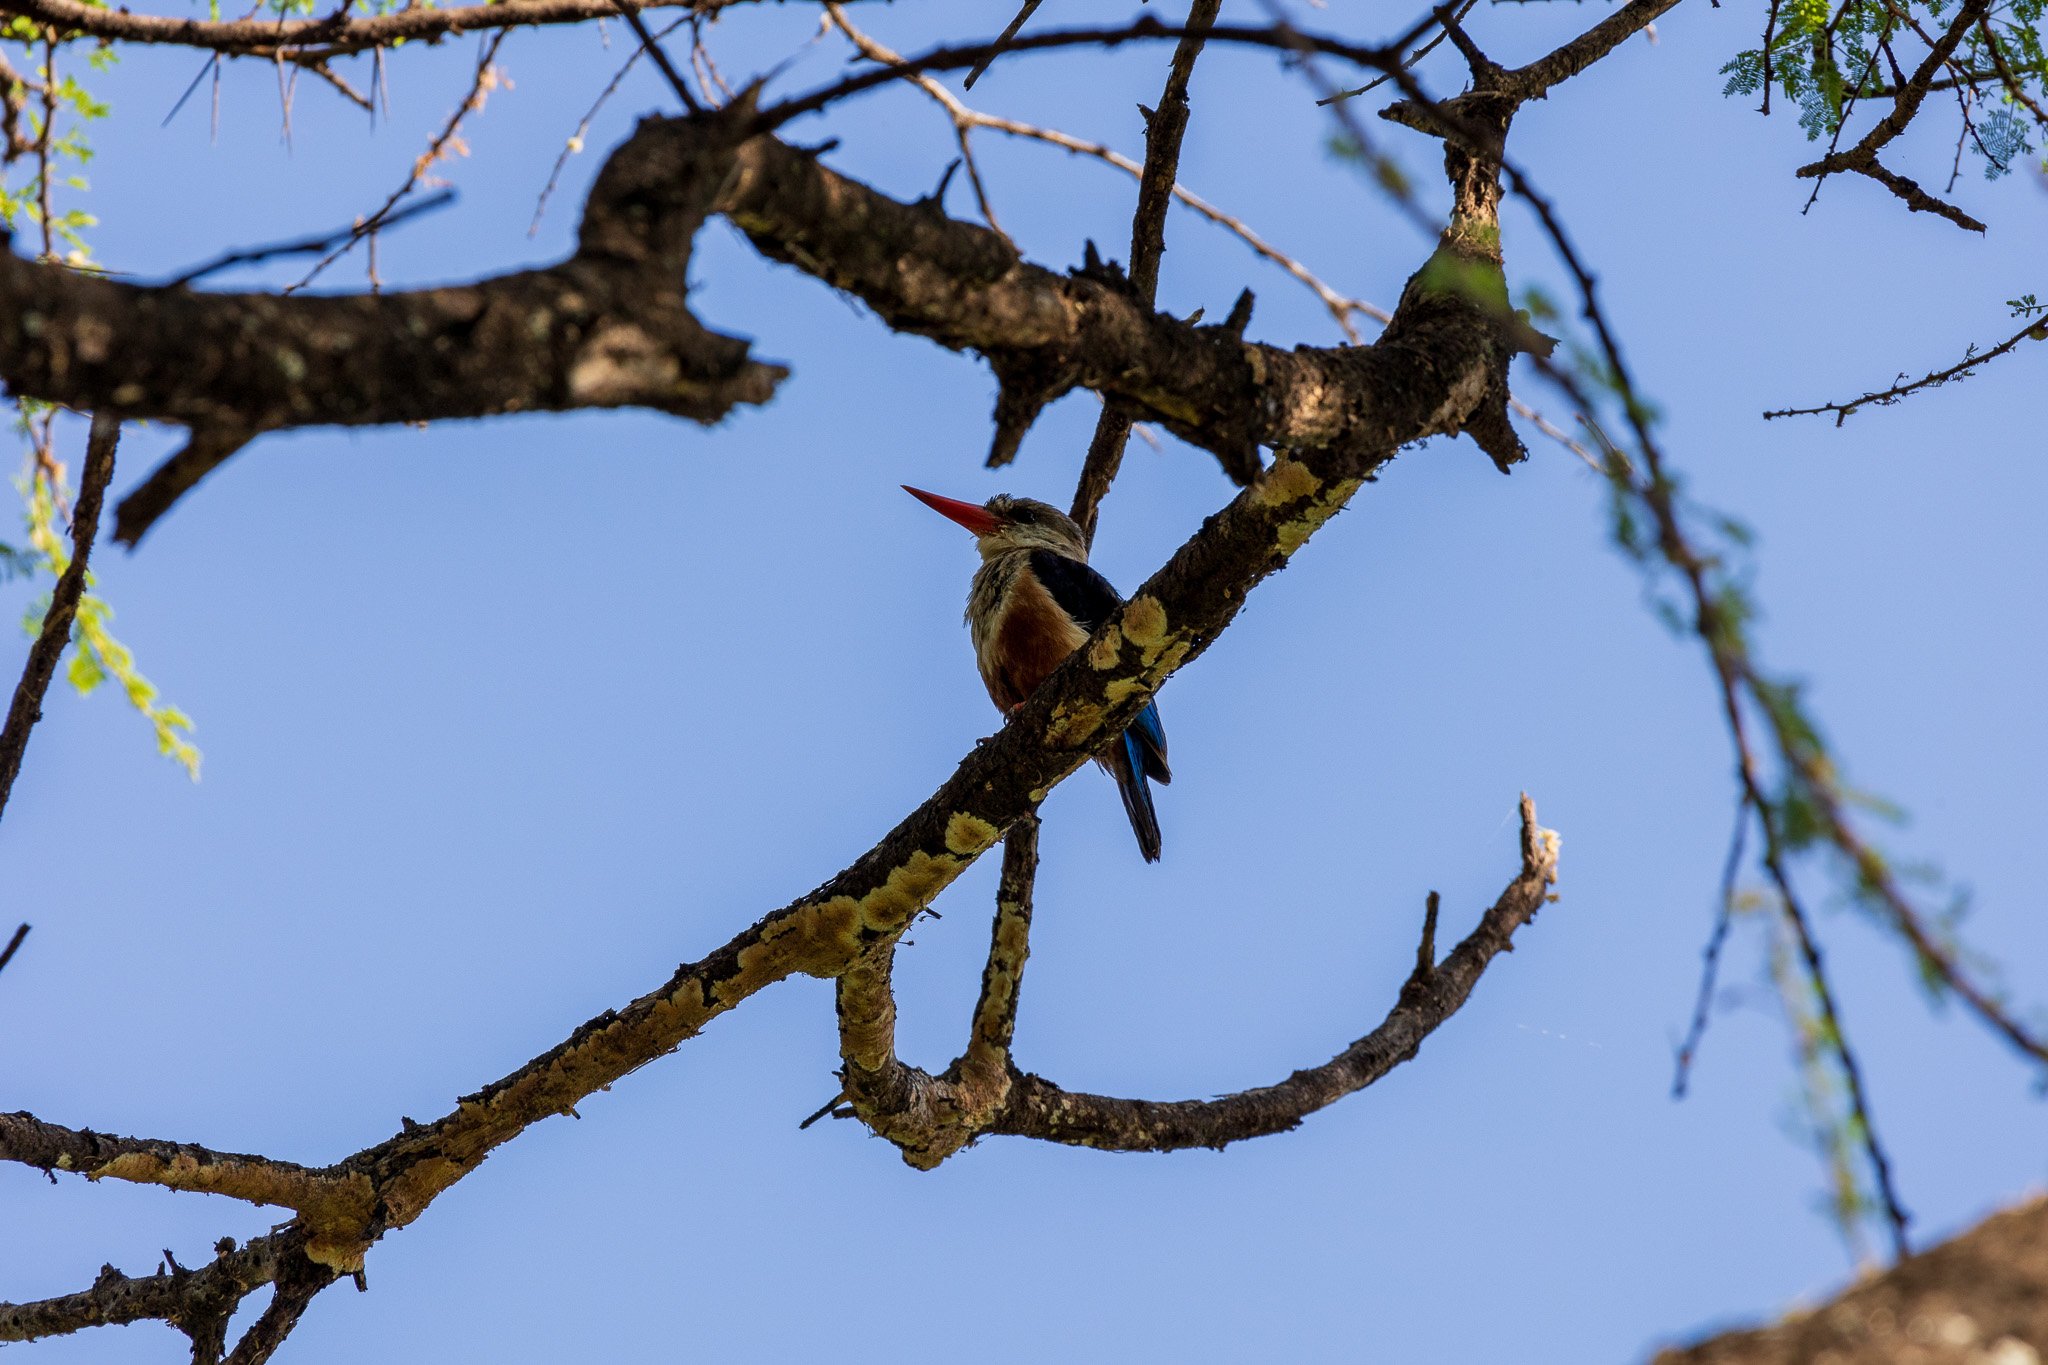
0,922 -> 29,976
285,32 -> 507,293
1318,0 -> 1479,106
962,0 -> 1043,90
758,19 -> 1429,134
825,6 -> 1384,337
613,0 -> 701,114
1673,796 -> 1752,1097
529,17 -> 689,236
1763,314 -> 2044,423
1071,0 -> 1222,545
168,189 -> 454,287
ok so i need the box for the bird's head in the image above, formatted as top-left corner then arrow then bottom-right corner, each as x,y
903,486 -> 1087,561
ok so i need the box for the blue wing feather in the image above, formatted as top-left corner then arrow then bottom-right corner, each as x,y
1030,549 -> 1172,853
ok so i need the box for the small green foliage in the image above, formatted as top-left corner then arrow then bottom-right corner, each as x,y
1517,285 -> 1561,325
1324,131 -> 1413,202
1754,896 -> 1887,1267
17,450 -> 202,780
2,36 -> 195,777
1723,0 -> 2048,177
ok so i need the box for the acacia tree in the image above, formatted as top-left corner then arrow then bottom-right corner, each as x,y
0,0 -> 2043,1359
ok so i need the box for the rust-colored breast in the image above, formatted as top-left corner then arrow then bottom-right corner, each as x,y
982,571 -> 1089,711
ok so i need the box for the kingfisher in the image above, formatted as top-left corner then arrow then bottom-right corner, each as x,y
904,486 -> 1171,862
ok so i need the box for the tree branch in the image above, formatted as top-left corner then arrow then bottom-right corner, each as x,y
1069,0 -> 1220,543
992,795 -> 1559,1152
0,1229 -> 296,1347
0,411 -> 115,822
0,102 -> 786,546
0,0 -> 812,63
0,1112 -> 369,1226
962,815 -> 1039,1087
1795,0 -> 1993,232
1764,312 -> 2043,423
0,79 -> 1536,545
718,133 -> 1520,482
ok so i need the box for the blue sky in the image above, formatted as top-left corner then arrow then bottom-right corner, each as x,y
3,2 -> 2044,1360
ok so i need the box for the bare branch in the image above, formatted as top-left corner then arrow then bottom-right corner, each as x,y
1764,313 -> 2044,423
825,5 -> 1385,342
167,188 -> 455,289
286,33 -> 510,293
961,815 -> 1040,1086
0,0 -> 816,63
1795,0 -> 1993,231
759,20 -> 1409,133
0,1230 -> 293,1346
0,412 -> 116,822
962,0 -> 1044,91
1070,0 -> 1221,544
1507,0 -> 1685,102
0,105 -> 786,544
718,133 -> 1518,481
0,1112 -> 367,1223
1672,797 -> 1751,1098
0,48 -> 1540,1348
0,922 -> 27,976
612,1 -> 702,116
1378,0 -> 1683,133
992,796 -> 1559,1152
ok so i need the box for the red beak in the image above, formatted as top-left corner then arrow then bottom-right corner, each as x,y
903,485 -> 1002,537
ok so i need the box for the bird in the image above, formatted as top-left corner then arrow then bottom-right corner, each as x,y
904,485 -> 1171,861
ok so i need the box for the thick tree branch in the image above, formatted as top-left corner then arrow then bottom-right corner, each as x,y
0,0 -> 811,63
5,176 -> 1521,1268
0,411 -> 115,822
0,1112 -> 368,1226
0,103 -> 785,546
991,795 -> 1558,1151
0,88 -> 1535,544
826,813 -> 1043,1168
0,1229 -> 296,1347
962,816 -> 1039,1087
1507,0 -> 1685,102
719,132 -> 1525,480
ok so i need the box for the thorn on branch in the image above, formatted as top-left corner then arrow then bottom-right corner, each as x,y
1073,239 -> 1133,293
798,1089 -> 848,1130
922,158 -> 962,211
1410,891 -> 1441,990
1218,287 -> 1255,340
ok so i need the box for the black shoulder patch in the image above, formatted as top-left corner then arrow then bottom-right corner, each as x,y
1028,550 -> 1124,634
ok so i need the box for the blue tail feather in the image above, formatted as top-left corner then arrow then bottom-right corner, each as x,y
1114,729 -> 1163,862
